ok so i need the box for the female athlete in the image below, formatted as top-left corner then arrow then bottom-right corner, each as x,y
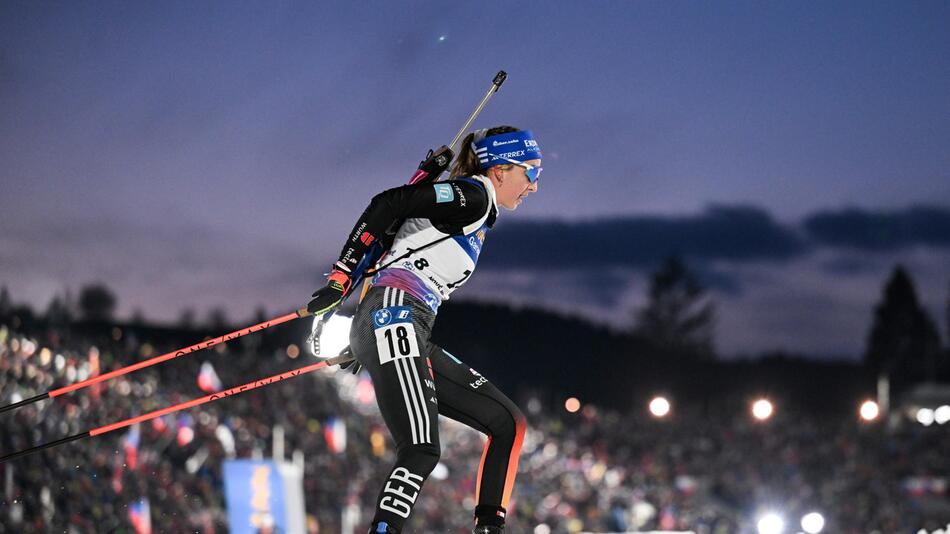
307,126 -> 542,533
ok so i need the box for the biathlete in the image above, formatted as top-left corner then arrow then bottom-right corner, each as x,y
307,126 -> 543,533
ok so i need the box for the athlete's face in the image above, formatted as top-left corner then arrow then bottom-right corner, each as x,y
490,159 -> 541,211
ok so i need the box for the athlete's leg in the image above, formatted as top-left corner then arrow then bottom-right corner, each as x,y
350,286 -> 441,533
427,345 -> 527,531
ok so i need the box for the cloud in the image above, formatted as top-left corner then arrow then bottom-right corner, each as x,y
464,247 -> 950,357
5,202 -> 948,355
804,205 -> 950,251
479,204 -> 950,276
481,204 -> 807,270
461,204 -> 950,356
0,214 -> 326,322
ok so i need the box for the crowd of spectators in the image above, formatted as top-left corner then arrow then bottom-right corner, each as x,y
1,319 -> 948,533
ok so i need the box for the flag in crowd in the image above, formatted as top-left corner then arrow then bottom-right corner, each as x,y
123,423 -> 141,470
323,416 -> 346,454
177,413 -> 195,447
128,498 -> 151,534
197,361 -> 223,393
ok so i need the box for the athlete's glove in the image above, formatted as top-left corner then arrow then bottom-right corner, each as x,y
307,268 -> 352,316
337,346 -> 362,375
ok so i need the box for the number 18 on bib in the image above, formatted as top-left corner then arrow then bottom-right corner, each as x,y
373,306 -> 421,364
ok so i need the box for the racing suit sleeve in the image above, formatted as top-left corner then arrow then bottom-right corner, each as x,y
333,180 -> 489,274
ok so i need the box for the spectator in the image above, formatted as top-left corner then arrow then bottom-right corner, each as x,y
1,321 -> 947,533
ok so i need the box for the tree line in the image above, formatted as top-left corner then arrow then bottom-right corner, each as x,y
0,283 -> 242,332
639,257 -> 947,397
1,257 -> 947,399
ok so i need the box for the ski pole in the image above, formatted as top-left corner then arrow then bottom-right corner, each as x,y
0,352 -> 354,465
0,307 -> 313,415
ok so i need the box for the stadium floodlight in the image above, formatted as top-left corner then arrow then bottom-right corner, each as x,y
917,408 -> 935,426
752,399 -> 774,421
859,400 -> 880,422
757,512 -> 784,534
934,405 -> 950,425
565,397 -> 581,413
649,396 -> 671,418
801,511 -> 825,533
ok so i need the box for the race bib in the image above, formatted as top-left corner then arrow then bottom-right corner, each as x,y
373,306 -> 421,364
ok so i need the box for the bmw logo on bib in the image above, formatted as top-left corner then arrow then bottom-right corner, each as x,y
374,308 -> 393,327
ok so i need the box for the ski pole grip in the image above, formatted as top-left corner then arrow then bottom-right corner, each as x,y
493,70 -> 507,90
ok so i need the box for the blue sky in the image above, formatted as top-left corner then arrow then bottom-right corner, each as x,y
2,1 -> 948,357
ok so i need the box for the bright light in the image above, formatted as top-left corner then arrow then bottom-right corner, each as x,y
859,400 -> 880,421
286,344 -> 300,359
430,462 -> 449,481
801,511 -> 825,533
649,396 -> 671,417
565,397 -> 581,413
917,408 -> 935,426
757,512 -> 784,534
310,314 -> 353,358
533,525 -> 551,534
935,405 -> 950,425
176,426 -> 195,447
752,399 -> 774,421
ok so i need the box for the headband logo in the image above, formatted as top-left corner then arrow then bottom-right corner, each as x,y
474,130 -> 541,170
492,139 -> 519,147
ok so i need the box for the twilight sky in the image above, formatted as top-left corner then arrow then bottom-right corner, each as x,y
1,1 -> 948,357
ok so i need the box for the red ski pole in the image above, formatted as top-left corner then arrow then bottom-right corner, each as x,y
0,307 -> 312,415
0,352 -> 353,464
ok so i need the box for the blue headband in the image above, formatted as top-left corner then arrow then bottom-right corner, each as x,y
473,130 -> 542,170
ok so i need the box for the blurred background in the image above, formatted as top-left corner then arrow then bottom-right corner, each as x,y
1,1 -> 949,533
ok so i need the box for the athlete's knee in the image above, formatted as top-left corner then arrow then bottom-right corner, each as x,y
487,404 -> 527,445
395,441 -> 441,475
510,405 -> 527,446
